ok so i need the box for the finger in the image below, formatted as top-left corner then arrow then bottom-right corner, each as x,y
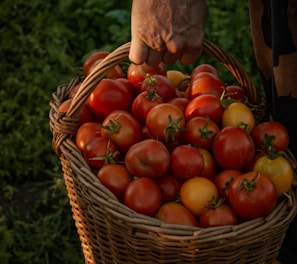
163,50 -> 182,64
180,48 -> 202,65
129,38 -> 149,65
146,48 -> 164,66
166,38 -> 184,54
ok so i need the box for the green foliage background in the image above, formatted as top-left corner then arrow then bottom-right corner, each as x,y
0,0 -> 260,263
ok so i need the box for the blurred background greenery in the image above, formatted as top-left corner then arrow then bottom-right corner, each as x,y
0,0 -> 261,263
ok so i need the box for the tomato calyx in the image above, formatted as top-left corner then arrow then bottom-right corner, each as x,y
164,115 -> 186,142
205,196 -> 224,210
89,139 -> 119,164
199,117 -> 216,140
237,121 -> 251,132
102,119 -> 121,134
145,89 -> 162,101
261,133 -> 287,160
238,173 -> 259,194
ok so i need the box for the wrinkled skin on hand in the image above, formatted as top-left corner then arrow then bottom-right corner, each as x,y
129,0 -> 208,66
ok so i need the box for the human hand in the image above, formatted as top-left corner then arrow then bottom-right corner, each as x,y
129,0 -> 208,66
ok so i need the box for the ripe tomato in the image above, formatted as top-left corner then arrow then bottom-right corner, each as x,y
116,77 -> 139,103
83,51 -> 124,78
132,90 -> 163,125
213,169 -> 242,202
124,139 -> 170,178
58,99 -> 93,127
68,82 -> 82,99
198,148 -> 217,181
166,70 -> 189,89
183,116 -> 220,150
180,177 -> 219,217
253,154 -> 293,196
124,177 -> 162,216
189,72 -> 225,99
191,64 -> 219,79
146,103 -> 186,142
155,202 -> 199,227
228,171 -> 278,219
251,121 -> 289,153
127,62 -> 166,89
200,199 -> 238,228
83,137 -> 118,169
185,94 -> 224,124
156,172 -> 183,203
222,102 -> 255,133
76,122 -> 102,152
101,110 -> 143,153
167,97 -> 190,115
225,85 -> 247,103
141,74 -> 177,102
213,126 -> 255,170
170,145 -> 204,179
97,164 -> 131,202
87,78 -> 131,120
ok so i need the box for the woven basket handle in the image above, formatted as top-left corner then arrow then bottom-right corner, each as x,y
67,39 -> 260,122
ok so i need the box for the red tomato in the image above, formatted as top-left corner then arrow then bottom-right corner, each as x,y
146,103 -> 186,142
213,126 -> 255,170
101,110 -> 143,153
124,177 -> 162,216
83,51 -> 109,76
225,85 -> 247,102
132,90 -> 163,125
83,51 -> 124,78
228,171 -> 278,219
97,164 -> 131,202
167,97 -> 190,114
155,202 -> 199,227
68,82 -> 82,99
83,137 -> 118,169
124,139 -> 170,178
183,116 -> 220,150
141,74 -> 177,102
185,94 -> 224,124
213,169 -> 242,202
251,121 -> 289,153
58,99 -> 93,127
76,122 -> 102,152
116,77 -> 139,101
170,145 -> 204,179
191,64 -> 219,79
156,172 -> 184,203
127,62 -> 167,89
200,199 -> 238,228
87,78 -> 131,120
189,72 -> 225,99
198,148 -> 218,181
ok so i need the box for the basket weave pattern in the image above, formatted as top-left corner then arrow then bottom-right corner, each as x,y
49,40 -> 297,264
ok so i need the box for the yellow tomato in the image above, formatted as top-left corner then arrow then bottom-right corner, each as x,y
222,102 -> 255,133
166,70 -> 189,89
180,177 -> 218,216
253,155 -> 293,197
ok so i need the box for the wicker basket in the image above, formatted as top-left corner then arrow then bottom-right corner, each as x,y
49,40 -> 297,264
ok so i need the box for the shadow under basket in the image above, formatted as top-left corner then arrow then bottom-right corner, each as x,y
49,40 -> 297,264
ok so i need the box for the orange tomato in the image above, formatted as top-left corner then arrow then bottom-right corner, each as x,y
180,177 -> 219,217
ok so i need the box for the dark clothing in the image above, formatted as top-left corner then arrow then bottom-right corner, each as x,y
249,1 -> 297,263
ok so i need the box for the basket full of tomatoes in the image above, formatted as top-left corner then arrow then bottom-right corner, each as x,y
49,40 -> 297,264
